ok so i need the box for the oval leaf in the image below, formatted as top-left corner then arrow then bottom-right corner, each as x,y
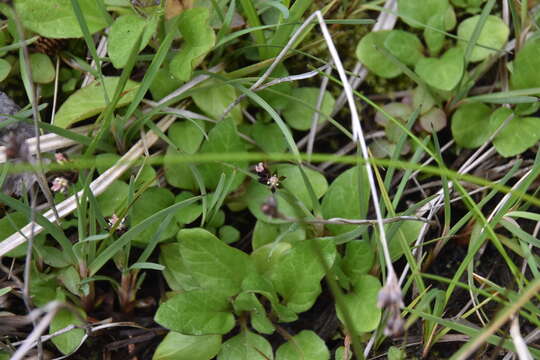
153,332 -> 221,360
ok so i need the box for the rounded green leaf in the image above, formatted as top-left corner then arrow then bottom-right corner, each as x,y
384,30 -> 424,66
50,307 -> 86,355
451,102 -> 493,148
275,330 -> 329,360
419,107 -> 447,132
321,167 -> 369,235
282,87 -> 335,130
168,120 -> 206,155
252,122 -> 288,153
150,67 -> 183,101
415,47 -> 464,91
178,228 -> 256,296
132,187 -> 178,244
153,332 -> 221,360
511,37 -> 540,90
108,14 -> 147,69
198,118 -> 247,190
54,77 -> 140,128
457,15 -> 509,62
219,225 -> 240,244
97,180 -> 129,216
30,53 -> 55,84
270,239 -> 336,313
174,192 -> 202,224
492,110 -> 540,157
335,275 -> 381,333
170,8 -> 216,81
192,80 -> 242,123
397,0 -> 450,29
218,331 -> 273,360
16,0 -> 108,38
342,240 -> 374,279
160,243 -> 200,291
164,146 -> 197,190
356,31 -> 401,79
0,59 -> 11,83
154,289 -> 235,335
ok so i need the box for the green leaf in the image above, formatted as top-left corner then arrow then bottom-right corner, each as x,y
50,307 -> 86,355
132,187 -> 178,244
192,80 -> 242,123
384,30 -> 424,66
16,0 -> 108,38
97,180 -> 129,216
356,31 -> 401,79
335,274 -> 381,333
154,289 -> 235,335
169,120 -> 206,155
451,102 -> 493,148
424,13 -> 445,56
415,47 -> 464,91
108,14 -> 153,69
511,37 -> 540,90
54,77 -> 140,128
321,167 -> 369,235
153,332 -> 221,360
282,87 -> 335,131
270,239 -> 336,313
251,122 -> 288,153
457,15 -> 509,62
491,109 -> 540,157
178,228 -> 256,296
0,213 -> 29,257
174,192 -> 202,224
397,0 -> 450,29
219,225 -> 240,244
30,53 -> 55,84
275,330 -> 329,360
164,146 -> 197,190
218,331 -> 273,360
160,243 -> 200,291
150,67 -> 183,101
170,8 -> 216,81
389,220 -> 424,261
0,58 -> 11,82
341,240 -> 374,279
198,117 -> 247,190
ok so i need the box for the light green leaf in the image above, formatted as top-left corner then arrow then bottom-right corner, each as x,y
50,307 -> 86,355
153,332 -> 221,360
178,228 -> 256,296
192,80 -> 242,122
282,87 -> 335,131
275,330 -> 329,360
170,8 -> 216,81
108,14 -> 156,69
342,240 -> 374,279
0,59 -> 11,82
219,225 -> 240,244
160,243 -> 199,291
154,289 -> 235,335
54,77 -> 139,128
415,47 -> 464,91
336,274 -> 381,333
270,239 -> 336,313
198,117 -> 247,190
168,120 -> 206,155
321,167 -> 369,235
356,31 -> 401,79
16,0 -> 108,38
150,67 -> 183,101
389,220 -> 424,261
424,13 -> 445,56
397,0 -> 450,29
132,187 -> 178,244
164,146 -> 197,190
30,53 -> 55,84
510,37 -> 540,90
252,122 -> 288,153
218,331 -> 273,360
491,109 -> 540,157
278,164 -> 328,205
457,15 -> 509,62
97,180 -> 129,216
174,192 -> 202,224
451,102 -> 493,148
384,30 -> 424,66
